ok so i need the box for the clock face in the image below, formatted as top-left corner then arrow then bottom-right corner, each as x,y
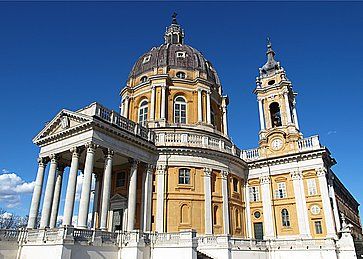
271,138 -> 283,150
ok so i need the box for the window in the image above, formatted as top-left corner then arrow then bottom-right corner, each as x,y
249,186 -> 260,202
254,211 -> 261,219
275,182 -> 287,199
140,76 -> 148,83
174,96 -> 187,124
281,209 -> 290,227
213,206 -> 218,225
143,55 -> 151,63
138,100 -> 148,126
235,209 -> 240,228
270,102 -> 282,127
116,172 -> 126,187
268,80 -> 275,85
233,178 -> 239,192
176,51 -> 186,58
307,178 -> 317,196
176,71 -> 186,79
178,168 -> 190,184
314,221 -> 323,234
211,107 -> 215,126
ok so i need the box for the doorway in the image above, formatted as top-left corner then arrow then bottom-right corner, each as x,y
254,222 -> 264,240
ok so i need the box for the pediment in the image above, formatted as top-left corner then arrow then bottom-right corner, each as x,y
110,194 -> 127,202
33,109 -> 92,144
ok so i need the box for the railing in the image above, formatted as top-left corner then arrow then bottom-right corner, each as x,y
81,102 -> 156,143
155,131 -> 241,158
73,228 -> 93,242
241,148 -> 260,161
297,135 -> 321,151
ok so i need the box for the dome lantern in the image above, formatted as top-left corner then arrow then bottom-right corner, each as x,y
164,12 -> 184,44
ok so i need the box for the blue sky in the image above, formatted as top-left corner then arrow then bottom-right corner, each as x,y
0,2 -> 362,217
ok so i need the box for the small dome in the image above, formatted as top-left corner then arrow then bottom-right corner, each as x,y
128,15 -> 221,86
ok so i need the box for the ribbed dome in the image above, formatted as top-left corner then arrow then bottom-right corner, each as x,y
128,15 -> 221,86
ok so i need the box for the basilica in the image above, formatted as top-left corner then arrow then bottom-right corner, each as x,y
1,15 -> 361,259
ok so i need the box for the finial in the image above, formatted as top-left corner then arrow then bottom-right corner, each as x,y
267,36 -> 271,47
172,12 -> 178,25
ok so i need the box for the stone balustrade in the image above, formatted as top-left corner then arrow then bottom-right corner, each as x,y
241,148 -> 260,161
297,135 -> 321,152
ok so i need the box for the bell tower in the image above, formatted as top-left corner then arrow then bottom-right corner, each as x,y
254,38 -> 302,155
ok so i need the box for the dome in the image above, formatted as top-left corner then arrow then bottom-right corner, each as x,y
128,15 -> 221,86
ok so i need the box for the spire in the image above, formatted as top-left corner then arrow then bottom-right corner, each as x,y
260,37 -> 281,77
164,12 -> 184,44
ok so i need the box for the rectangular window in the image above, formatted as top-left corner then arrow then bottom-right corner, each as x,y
116,172 -> 126,187
275,182 -> 287,199
178,168 -> 190,185
249,186 -> 260,202
233,178 -> 239,193
314,220 -> 323,234
307,178 -> 317,196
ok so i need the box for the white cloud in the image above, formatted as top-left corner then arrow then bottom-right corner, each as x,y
0,170 -> 35,209
75,172 -> 95,202
327,130 -> 337,135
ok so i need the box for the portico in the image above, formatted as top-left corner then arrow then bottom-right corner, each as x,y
27,103 -> 158,232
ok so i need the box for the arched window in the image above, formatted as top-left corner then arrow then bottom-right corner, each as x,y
213,206 -> 218,225
281,209 -> 290,227
138,100 -> 148,126
140,76 -> 148,83
270,102 -> 282,127
176,71 -> 186,79
178,168 -> 190,184
174,96 -> 187,124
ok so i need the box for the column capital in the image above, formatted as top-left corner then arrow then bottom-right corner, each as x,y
290,170 -> 302,181
156,164 -> 167,175
103,148 -> 114,159
203,168 -> 212,177
37,157 -> 48,166
317,167 -> 327,177
151,85 -> 156,90
70,146 -> 81,157
49,154 -> 59,164
85,142 -> 98,152
221,170 -> 229,179
129,158 -> 139,169
259,175 -> 271,185
146,164 -> 156,173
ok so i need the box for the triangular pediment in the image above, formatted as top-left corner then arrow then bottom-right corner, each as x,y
33,109 -> 92,144
110,194 -> 127,202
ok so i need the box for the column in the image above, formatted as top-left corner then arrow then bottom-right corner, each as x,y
221,170 -> 230,234
244,183 -> 252,238
49,166 -> 64,228
258,98 -> 265,130
99,149 -> 114,230
156,164 -> 166,232
123,96 -> 129,118
127,159 -> 139,231
63,147 -> 80,226
222,104 -> 228,135
292,100 -> 300,130
317,168 -> 336,237
284,92 -> 292,124
92,173 -> 101,229
143,164 -> 154,232
206,91 -> 211,124
291,171 -> 311,238
150,86 -> 156,121
27,157 -> 47,229
77,143 -> 96,228
328,175 -> 341,232
259,175 -> 274,239
40,154 -> 58,228
160,85 -> 166,121
197,89 -> 202,122
204,168 -> 213,234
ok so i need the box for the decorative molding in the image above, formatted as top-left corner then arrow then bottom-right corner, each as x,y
221,170 -> 229,179
203,167 -> 212,177
259,175 -> 271,185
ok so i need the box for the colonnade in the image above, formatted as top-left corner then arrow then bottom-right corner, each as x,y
27,142 -> 154,232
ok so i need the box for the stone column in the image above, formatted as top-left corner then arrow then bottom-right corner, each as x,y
291,171 -> 311,238
49,166 -> 64,228
244,183 -> 252,238
143,164 -> 154,232
292,100 -> 300,130
123,96 -> 129,118
127,159 -> 139,231
222,104 -> 228,135
77,143 -> 96,229
258,98 -> 265,130
100,149 -> 114,230
63,147 -> 80,226
150,86 -> 156,121
317,168 -> 336,238
156,164 -> 166,232
92,173 -> 101,229
197,89 -> 203,122
328,175 -> 341,232
284,92 -> 292,124
204,168 -> 213,234
40,154 -> 58,228
27,157 -> 47,229
221,170 -> 230,234
160,85 -> 166,121
260,175 -> 274,239
206,90 -> 211,124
